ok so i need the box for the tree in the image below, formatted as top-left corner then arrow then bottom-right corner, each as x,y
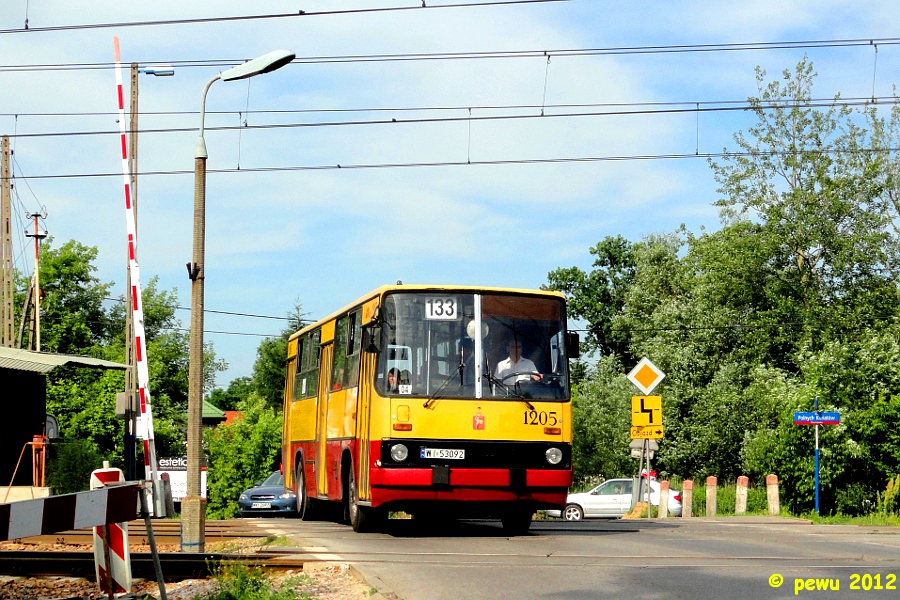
205,394 -> 283,519
239,299 -> 306,409
710,57 -> 898,358
37,240 -> 226,470
38,239 -> 113,354
547,235 -> 636,361
552,59 -> 900,514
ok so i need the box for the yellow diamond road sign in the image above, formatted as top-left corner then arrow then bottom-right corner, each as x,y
627,356 -> 665,395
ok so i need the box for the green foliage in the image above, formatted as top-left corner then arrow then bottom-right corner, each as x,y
547,235 -> 636,360
203,564 -> 310,600
46,439 -> 102,494
210,377 -> 254,411
30,240 -> 226,474
570,356 -> 634,484
213,299 -> 306,411
878,474 -> 900,516
554,59 -> 900,516
205,394 -> 284,519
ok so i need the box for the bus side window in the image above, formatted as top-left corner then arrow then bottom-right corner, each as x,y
306,330 -> 320,395
332,312 -> 361,390
292,338 -> 305,400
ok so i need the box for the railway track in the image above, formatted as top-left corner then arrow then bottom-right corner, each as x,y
0,550 -> 306,580
3,518 -> 277,548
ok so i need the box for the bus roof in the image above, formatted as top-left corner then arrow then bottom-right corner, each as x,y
288,284 -> 566,341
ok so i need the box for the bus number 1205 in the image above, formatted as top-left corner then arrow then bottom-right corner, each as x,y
524,410 -> 558,426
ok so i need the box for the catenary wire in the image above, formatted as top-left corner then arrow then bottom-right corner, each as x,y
8,147 -> 900,181
4,97 -> 896,141
101,295 -> 314,322
1,36 -> 898,70
0,0 -> 576,35
3,96 -> 884,118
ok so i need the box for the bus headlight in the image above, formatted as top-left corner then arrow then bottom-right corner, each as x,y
390,444 -> 409,462
545,447 -> 563,465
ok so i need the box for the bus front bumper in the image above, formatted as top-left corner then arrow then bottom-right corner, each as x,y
368,466 -> 571,507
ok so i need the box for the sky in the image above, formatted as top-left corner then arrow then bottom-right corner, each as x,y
2,0 -> 900,389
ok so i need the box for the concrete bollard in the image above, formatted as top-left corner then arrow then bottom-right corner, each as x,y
658,481 -> 669,518
735,475 -> 749,515
682,480 -> 693,518
706,476 -> 717,517
766,474 -> 780,516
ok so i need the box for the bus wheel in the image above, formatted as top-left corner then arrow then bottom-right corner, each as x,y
500,509 -> 533,536
296,463 -> 317,521
348,462 -> 383,533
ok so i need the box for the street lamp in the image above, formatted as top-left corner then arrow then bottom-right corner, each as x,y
183,49 -> 295,552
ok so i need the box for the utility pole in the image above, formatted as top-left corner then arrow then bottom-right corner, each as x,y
24,212 -> 47,351
0,136 -> 13,347
124,62 -> 140,480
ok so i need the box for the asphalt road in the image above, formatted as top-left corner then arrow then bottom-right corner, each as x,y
256,516 -> 900,600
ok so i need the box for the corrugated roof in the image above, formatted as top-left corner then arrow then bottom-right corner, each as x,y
0,347 -> 127,373
203,399 -> 225,420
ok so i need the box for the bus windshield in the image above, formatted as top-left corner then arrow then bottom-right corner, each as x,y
376,292 -> 569,401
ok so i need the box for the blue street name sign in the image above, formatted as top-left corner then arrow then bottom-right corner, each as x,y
793,411 -> 840,425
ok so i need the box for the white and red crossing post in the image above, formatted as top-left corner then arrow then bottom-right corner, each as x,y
113,37 -> 162,514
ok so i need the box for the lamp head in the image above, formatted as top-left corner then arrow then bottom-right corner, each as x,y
220,50 -> 295,82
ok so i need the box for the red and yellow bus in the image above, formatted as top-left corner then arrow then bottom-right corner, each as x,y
282,284 -> 578,533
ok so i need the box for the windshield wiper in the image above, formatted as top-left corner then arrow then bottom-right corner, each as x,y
483,372 -> 535,411
423,369 -> 462,408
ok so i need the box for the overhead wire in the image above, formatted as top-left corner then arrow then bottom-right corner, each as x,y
1,36 -> 899,71
9,147 -> 900,181
2,95 -> 895,120
0,0 -> 577,35
4,96 -> 897,141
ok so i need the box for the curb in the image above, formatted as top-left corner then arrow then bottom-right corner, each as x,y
348,564 -> 400,600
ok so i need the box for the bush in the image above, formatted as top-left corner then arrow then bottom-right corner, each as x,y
205,394 -> 283,519
46,439 -> 104,494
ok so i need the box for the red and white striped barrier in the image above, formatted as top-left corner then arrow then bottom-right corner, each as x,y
91,468 -> 133,596
0,483 -> 139,542
113,38 -> 161,505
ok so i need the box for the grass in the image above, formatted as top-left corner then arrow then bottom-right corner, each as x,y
802,512 -> 900,527
260,535 -> 294,547
193,564 -> 313,600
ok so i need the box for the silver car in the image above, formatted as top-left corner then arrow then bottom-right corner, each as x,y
547,478 -> 682,520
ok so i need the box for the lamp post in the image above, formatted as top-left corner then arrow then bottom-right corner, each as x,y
183,49 -> 295,553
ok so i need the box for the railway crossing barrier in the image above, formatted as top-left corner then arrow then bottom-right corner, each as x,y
91,467 -> 132,596
0,481 -> 139,542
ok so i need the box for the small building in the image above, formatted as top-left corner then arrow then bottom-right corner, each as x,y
0,347 -> 126,501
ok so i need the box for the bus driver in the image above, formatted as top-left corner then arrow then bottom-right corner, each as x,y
495,338 -> 541,384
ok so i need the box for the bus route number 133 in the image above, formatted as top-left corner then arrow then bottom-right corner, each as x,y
425,297 -> 457,319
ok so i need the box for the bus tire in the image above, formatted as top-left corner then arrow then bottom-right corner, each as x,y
295,462 -> 317,521
348,461 -> 383,533
501,509 -> 533,536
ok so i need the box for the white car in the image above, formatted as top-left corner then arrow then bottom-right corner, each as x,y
547,478 -> 682,520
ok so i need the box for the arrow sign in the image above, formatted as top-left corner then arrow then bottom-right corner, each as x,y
630,425 -> 664,439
